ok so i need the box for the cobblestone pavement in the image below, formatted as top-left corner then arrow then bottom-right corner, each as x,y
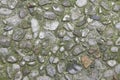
0,0 -> 120,80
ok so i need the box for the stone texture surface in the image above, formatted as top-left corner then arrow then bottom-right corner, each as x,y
0,0 -> 120,80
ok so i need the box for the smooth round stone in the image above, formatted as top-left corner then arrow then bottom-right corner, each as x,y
110,46 -> 118,52
107,60 -> 117,67
76,0 -> 87,7
115,22 -> 120,30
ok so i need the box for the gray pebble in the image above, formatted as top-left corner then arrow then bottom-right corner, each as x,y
46,64 -> 56,77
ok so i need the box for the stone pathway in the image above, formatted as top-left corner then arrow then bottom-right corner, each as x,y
0,0 -> 120,80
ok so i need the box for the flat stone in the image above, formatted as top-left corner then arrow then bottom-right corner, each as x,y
44,20 -> 59,30
31,18 -> 40,38
5,14 -> 21,26
95,59 -> 106,70
107,60 -> 117,67
76,0 -> 87,7
46,64 -> 56,77
44,11 -> 56,20
0,8 -> 12,15
88,39 -> 97,46
73,45 -> 85,55
111,46 -> 118,52
71,7 -> 81,20
81,55 -> 92,68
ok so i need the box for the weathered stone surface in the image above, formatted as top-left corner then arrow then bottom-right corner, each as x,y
12,28 -> 25,41
73,45 -> 85,55
66,62 -> 82,74
0,0 -> 120,79
81,55 -> 92,68
5,14 -> 21,26
44,11 -> 56,20
46,64 -> 56,77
